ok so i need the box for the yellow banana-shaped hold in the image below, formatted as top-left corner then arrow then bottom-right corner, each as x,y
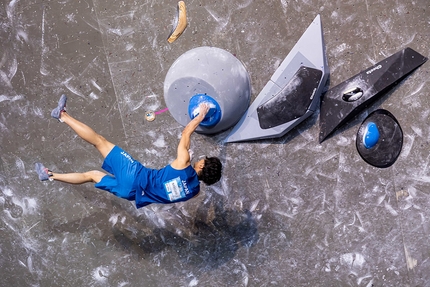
167,1 -> 187,43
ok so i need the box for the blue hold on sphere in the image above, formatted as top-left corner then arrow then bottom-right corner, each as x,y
363,122 -> 380,149
188,94 -> 222,128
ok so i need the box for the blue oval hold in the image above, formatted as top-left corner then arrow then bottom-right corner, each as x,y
188,94 -> 222,128
363,122 -> 380,149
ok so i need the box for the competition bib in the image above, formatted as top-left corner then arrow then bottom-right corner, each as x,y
164,177 -> 186,201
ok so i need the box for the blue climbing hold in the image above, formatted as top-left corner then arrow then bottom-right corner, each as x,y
188,94 -> 222,128
363,122 -> 380,149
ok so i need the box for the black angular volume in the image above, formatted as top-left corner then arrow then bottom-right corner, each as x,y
319,47 -> 427,143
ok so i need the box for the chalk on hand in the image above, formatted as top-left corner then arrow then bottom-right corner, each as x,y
192,102 -> 214,117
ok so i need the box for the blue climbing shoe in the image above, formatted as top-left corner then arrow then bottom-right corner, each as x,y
51,94 -> 67,122
35,162 -> 52,181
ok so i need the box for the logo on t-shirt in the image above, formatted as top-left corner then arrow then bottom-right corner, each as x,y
182,180 -> 190,194
120,151 -> 134,163
164,177 -> 186,201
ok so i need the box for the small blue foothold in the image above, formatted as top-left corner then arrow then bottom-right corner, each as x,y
363,122 -> 380,149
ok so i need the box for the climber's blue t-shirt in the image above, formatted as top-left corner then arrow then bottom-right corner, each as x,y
94,146 -> 200,208
134,164 -> 200,208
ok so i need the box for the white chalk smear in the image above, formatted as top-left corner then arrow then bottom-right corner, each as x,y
16,29 -> 28,43
3,187 -> 13,197
205,7 -> 231,31
33,106 -> 44,117
8,0 -> 18,9
209,185 -> 225,196
144,148 -> 163,157
189,277 -> 199,287
377,18 -> 393,34
65,81 -> 85,98
108,27 -> 134,37
344,14 -> 357,24
66,13 -> 76,23
108,214 -> 120,226
130,98 -> 145,111
7,0 -> 18,20
236,0 -> 253,10
40,65 -> 49,76
7,58 -> 18,81
366,54 -> 376,65
357,275 -> 372,285
92,266 -> 109,283
40,6 -> 48,76
18,259 -> 26,268
126,43 -> 134,51
340,252 -> 365,269
408,82 -> 426,98
411,176 -> 430,183
400,134 -> 414,159
410,126 -> 422,137
404,245 -> 418,270
336,135 -> 350,147
249,199 -> 260,212
399,33 -> 416,46
0,94 -> 24,103
25,221 -> 40,233
15,156 -> 26,177
273,210 -> 294,219
27,254 -> 33,273
179,207 -> 191,218
0,70 -> 13,88
280,0 -> 288,14
91,79 -> 103,92
384,201 -> 398,216
277,232 -> 287,241
152,136 -> 166,148
333,43 -> 349,57
376,194 -> 386,206
88,92 -> 99,100
11,197 -> 38,215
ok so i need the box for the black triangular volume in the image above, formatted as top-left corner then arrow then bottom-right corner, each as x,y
319,47 -> 427,143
